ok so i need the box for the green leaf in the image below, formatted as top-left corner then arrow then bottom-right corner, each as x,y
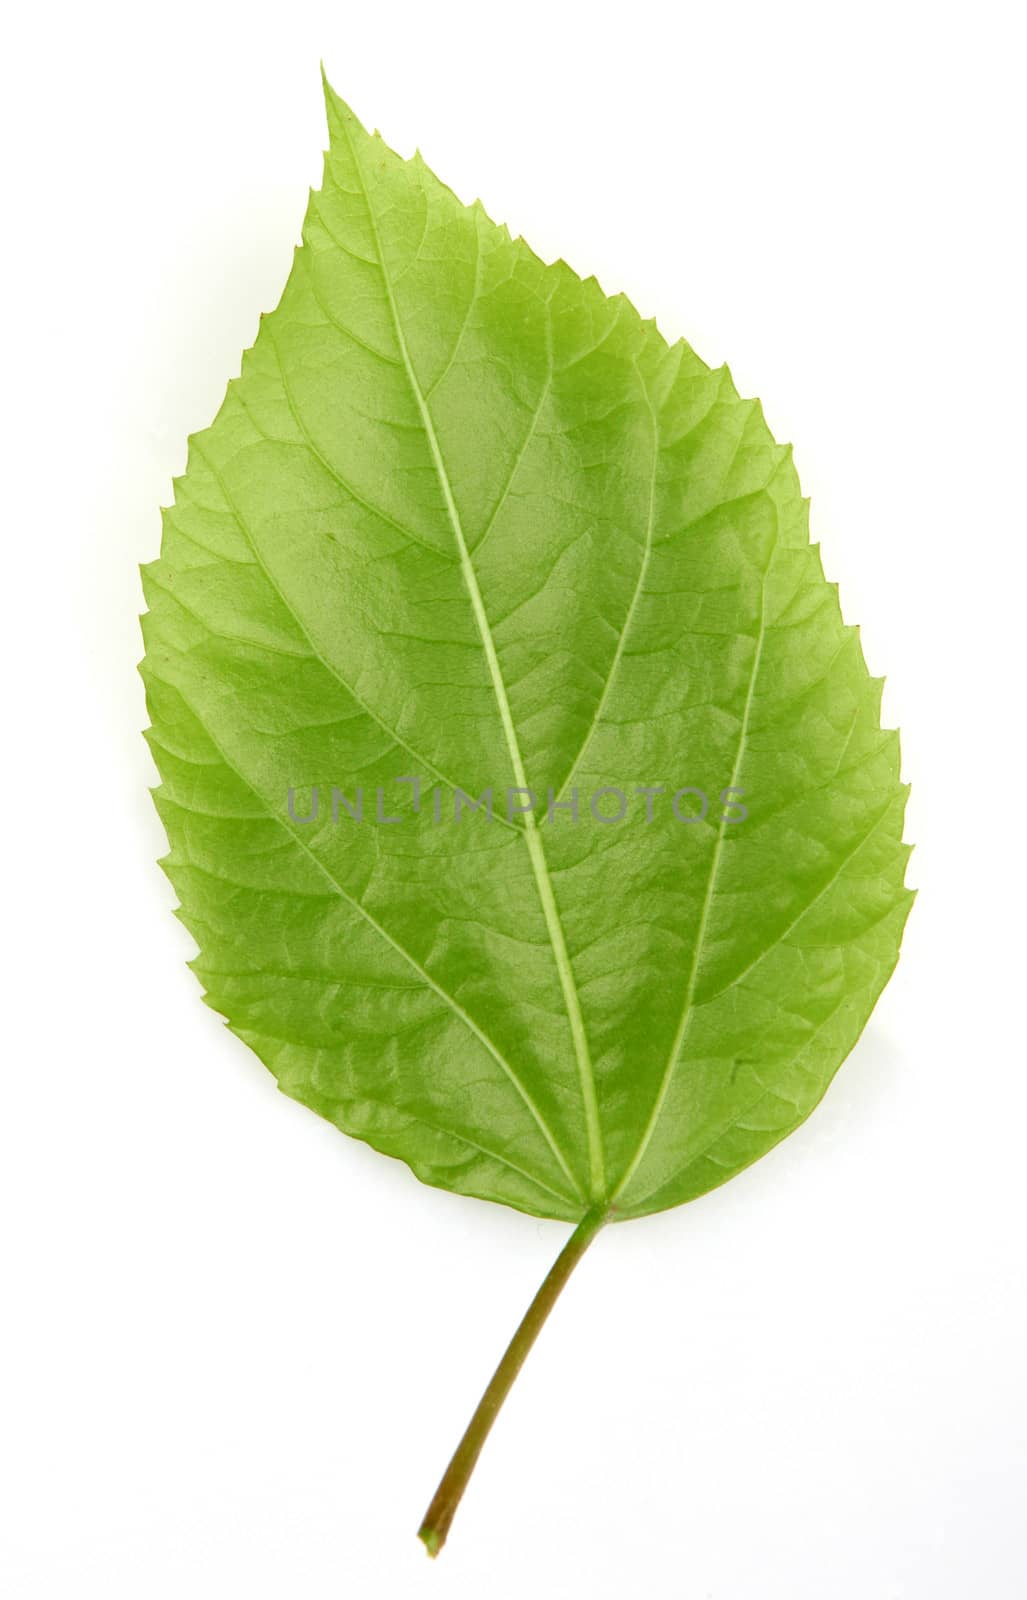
141,75 -> 913,1551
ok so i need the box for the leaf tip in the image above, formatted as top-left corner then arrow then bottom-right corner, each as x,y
318,60 -> 338,114
319,69 -> 369,145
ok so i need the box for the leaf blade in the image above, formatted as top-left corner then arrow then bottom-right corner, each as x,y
142,79 -> 912,1222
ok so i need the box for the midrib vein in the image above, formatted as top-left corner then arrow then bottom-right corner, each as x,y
341,120 -> 606,1200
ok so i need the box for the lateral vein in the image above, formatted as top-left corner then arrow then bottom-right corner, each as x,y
612,540 -> 773,1204
547,360 -> 660,810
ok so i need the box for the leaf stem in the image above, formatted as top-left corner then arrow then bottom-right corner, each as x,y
417,1204 -> 609,1556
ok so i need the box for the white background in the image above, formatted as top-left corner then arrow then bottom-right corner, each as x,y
3,1 -> 1025,1595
